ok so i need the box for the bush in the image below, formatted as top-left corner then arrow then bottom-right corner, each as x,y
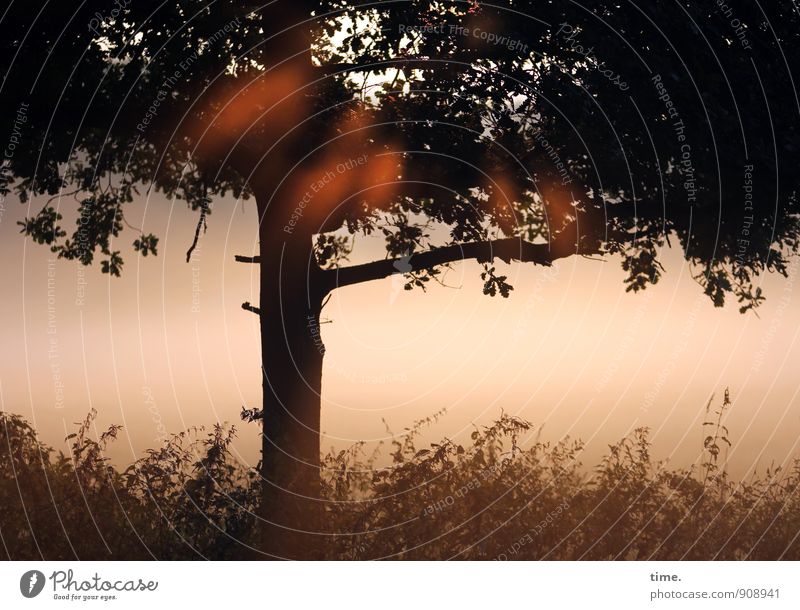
2,391 -> 799,560
0,410 -> 256,560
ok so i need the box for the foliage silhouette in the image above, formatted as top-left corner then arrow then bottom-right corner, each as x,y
2,392 -> 799,560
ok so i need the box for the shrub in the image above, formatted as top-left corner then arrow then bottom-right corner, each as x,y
2,391 -> 799,560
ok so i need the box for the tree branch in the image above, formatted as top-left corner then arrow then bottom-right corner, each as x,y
317,54 -> 517,78
323,233 -> 597,290
242,301 -> 262,316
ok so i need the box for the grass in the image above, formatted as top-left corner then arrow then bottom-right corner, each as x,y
2,390 -> 799,560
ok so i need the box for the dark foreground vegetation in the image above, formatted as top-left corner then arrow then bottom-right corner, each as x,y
2,392 -> 799,560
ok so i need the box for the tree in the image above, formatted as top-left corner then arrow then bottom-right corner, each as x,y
3,0 -> 799,558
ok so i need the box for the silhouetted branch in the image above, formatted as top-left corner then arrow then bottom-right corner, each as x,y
185,193 -> 209,263
316,55 -> 514,77
242,301 -> 262,315
235,255 -> 261,263
324,230 -> 596,290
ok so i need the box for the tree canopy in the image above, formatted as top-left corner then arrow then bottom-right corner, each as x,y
3,1 -> 799,310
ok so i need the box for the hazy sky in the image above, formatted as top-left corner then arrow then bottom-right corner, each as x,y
2,190 -> 799,479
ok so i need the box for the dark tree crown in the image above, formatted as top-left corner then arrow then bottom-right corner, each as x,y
2,0 -> 798,310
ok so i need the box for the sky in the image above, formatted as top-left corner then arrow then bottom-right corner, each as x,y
2,190 -> 800,479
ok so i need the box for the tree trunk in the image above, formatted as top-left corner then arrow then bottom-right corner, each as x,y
255,193 -> 328,559
245,0 -> 326,559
